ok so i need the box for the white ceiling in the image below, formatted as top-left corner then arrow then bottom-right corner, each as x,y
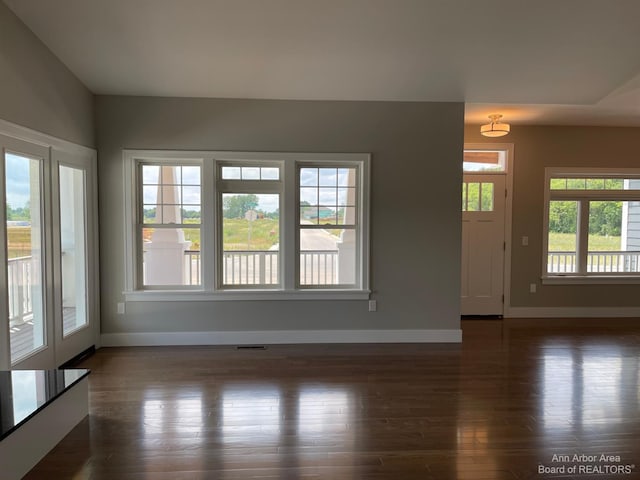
5,0 -> 640,126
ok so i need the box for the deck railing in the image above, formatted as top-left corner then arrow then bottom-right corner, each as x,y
548,250 -> 640,273
7,256 -> 33,326
184,250 -> 339,285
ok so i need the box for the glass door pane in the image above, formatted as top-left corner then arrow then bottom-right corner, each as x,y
5,152 -> 46,363
59,165 -> 87,336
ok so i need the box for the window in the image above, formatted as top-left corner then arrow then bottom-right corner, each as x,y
298,166 -> 358,287
461,182 -> 494,212
543,169 -> 640,281
139,162 -> 202,287
463,150 -> 506,173
124,151 -> 370,299
218,162 -> 282,288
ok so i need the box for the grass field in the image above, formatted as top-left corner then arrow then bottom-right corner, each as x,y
223,218 -> 279,250
7,227 -> 32,259
548,232 -> 621,251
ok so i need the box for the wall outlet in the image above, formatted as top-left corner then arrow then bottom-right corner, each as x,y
368,300 -> 377,312
522,236 -> 529,246
117,302 -> 125,314
529,283 -> 537,293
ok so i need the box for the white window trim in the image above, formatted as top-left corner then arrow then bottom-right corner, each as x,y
216,159 -> 284,290
542,167 -> 640,284
123,150 -> 371,301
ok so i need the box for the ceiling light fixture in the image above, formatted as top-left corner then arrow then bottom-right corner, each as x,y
480,114 -> 510,137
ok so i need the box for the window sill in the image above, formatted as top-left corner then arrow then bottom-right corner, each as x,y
123,289 -> 371,302
542,275 -> 640,285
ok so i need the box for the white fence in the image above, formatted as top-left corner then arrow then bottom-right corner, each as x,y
184,250 -> 339,285
7,256 -> 33,326
548,251 -> 640,273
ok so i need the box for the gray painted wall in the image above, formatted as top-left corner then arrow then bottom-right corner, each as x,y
0,1 -> 94,146
465,125 -> 640,308
96,96 -> 464,334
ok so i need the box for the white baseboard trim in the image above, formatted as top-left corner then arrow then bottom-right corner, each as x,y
101,329 -> 462,346
506,306 -> 640,318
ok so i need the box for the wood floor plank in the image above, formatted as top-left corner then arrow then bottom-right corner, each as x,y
22,320 -> 640,479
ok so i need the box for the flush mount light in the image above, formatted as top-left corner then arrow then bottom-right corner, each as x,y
480,114 -> 510,137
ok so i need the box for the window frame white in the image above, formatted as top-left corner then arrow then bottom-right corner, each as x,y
216,159 -> 284,290
542,167 -> 640,284
123,150 -> 370,301
296,162 -> 364,289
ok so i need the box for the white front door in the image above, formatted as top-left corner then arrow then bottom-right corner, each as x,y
461,174 -> 506,315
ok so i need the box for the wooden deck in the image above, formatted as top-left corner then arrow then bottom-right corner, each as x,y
10,308 -> 77,362
23,319 -> 640,479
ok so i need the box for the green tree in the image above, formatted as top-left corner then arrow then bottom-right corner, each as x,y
223,194 -> 259,219
549,201 -> 577,233
589,201 -> 622,236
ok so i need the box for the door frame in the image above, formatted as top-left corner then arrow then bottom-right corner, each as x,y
51,149 -> 100,366
0,135 -> 55,368
463,143 -> 514,316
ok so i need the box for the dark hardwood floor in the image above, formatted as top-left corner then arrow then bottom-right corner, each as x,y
24,319 -> 640,479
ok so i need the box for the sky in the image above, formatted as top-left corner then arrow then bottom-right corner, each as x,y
5,153 -> 33,210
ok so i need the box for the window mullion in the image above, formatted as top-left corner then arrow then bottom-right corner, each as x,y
283,161 -> 297,290
577,200 -> 590,274
201,159 -> 216,290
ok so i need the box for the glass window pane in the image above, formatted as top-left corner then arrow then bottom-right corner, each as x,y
337,187 -> 355,206
301,206 -> 318,224
221,166 -> 241,180
182,186 -> 200,205
317,207 -> 338,225
338,168 -> 356,187
142,227 -> 201,286
586,201 -> 637,273
59,165 -> 88,336
586,178 -> 605,190
480,183 -> 494,211
605,178 -> 624,189
300,187 -> 318,206
318,188 -> 337,205
182,206 -> 201,224
300,228 -> 355,286
567,178 -> 586,189
261,167 -> 280,180
143,205 -> 158,223
142,165 -> 160,184
550,178 -> 567,190
221,194 -> 280,285
182,166 -> 200,185
300,168 -> 318,187
318,168 -> 338,186
467,183 -> 479,211
241,167 -> 260,180
463,151 -> 506,172
341,206 -> 357,225
143,185 -> 158,204
5,152 -> 45,362
547,201 -> 578,273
